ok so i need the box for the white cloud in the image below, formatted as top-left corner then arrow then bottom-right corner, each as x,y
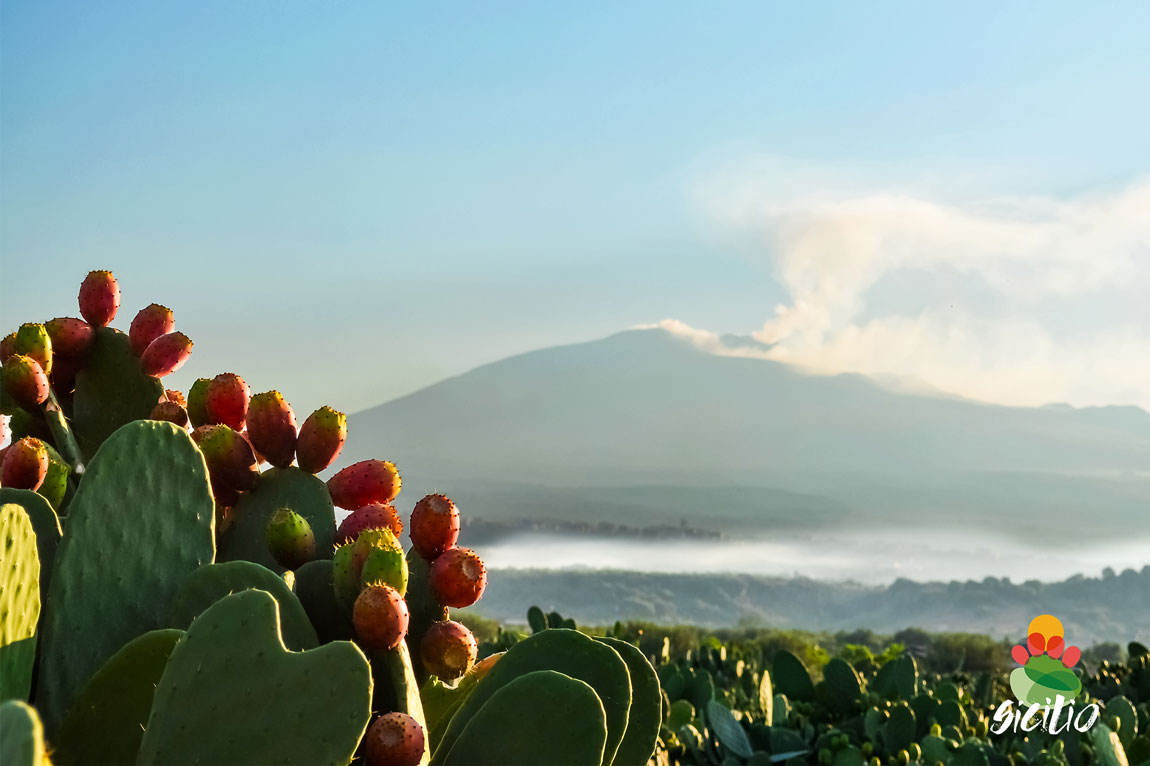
688,166 -> 1150,409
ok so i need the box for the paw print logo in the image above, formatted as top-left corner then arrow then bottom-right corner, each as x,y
1009,615 -> 1082,706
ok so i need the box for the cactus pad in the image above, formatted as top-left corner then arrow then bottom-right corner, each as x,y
433,670 -> 608,766
52,629 -> 183,766
596,637 -> 661,766
772,649 -> 814,702
435,628 -> 631,766
166,561 -> 317,650
35,421 -> 215,731
0,488 -> 59,604
293,559 -> 353,643
0,700 -> 46,766
0,504 -> 40,702
217,467 -> 335,573
72,327 -> 165,455
137,589 -> 372,766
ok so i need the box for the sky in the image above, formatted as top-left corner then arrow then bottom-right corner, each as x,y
3,1 -> 1149,417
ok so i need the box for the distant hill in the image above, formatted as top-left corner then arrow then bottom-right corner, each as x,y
473,566 -> 1150,646
347,328 -> 1150,544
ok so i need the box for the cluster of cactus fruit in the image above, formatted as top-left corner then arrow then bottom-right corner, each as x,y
637,623 -> 1150,766
0,270 -> 663,766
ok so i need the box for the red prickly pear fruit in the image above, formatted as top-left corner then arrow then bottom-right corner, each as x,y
140,332 -> 193,377
364,712 -> 426,766
2,355 -> 50,409
78,270 -> 120,327
336,502 -> 403,544
429,547 -> 487,609
420,620 -> 477,681
1,437 -> 49,491
205,372 -> 250,430
410,494 -> 460,560
352,583 -> 409,652
151,400 -> 189,428
327,460 -> 401,511
14,323 -> 53,376
295,406 -> 346,473
44,317 -> 95,358
0,333 -> 15,364
164,388 -> 187,407
128,303 -> 175,357
186,378 -> 211,427
246,390 -> 297,468
266,507 -> 316,570
194,424 -> 259,494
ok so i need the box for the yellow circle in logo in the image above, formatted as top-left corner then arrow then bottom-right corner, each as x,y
1027,614 -> 1064,641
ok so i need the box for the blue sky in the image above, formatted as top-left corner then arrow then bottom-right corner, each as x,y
3,2 -> 1149,416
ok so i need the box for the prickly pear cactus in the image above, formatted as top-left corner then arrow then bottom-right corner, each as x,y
0,488 -> 60,602
293,559 -> 353,643
0,700 -> 47,766
595,637 -> 662,766
216,467 -> 335,573
166,561 -> 318,650
35,421 -> 215,730
433,670 -> 608,766
0,504 -> 40,703
435,629 -> 632,766
137,589 -> 373,766
52,629 -> 184,766
71,327 -> 165,455
772,649 -> 814,702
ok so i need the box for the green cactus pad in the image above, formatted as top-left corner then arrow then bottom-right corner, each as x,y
292,559 -> 353,643
0,700 -> 46,766
883,702 -> 915,752
435,629 -> 631,766
373,642 -> 431,766
596,637 -> 662,766
873,654 -> 917,700
0,505 -> 40,703
137,589 -> 373,766
35,421 -> 215,731
404,548 -> 449,679
0,488 -> 60,603
166,561 -> 318,650
527,605 -> 547,633
433,670 -> 608,766
772,650 -> 815,702
822,658 -> 863,713
705,700 -> 752,759
52,629 -> 183,766
72,327 -> 165,456
217,467 -> 335,573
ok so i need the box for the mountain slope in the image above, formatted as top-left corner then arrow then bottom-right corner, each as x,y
346,328 -> 1150,541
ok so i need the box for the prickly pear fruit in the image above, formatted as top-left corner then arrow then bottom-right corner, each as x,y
78,269 -> 120,326
429,547 -> 487,608
2,354 -> 50,408
49,353 -> 84,394
151,400 -> 189,427
128,303 -> 175,356
364,712 -> 426,766
332,543 -> 360,607
164,388 -> 187,407
295,406 -> 346,473
353,583 -> 409,652
410,494 -> 460,560
193,423 -> 259,495
420,619 -> 477,681
1,436 -> 49,491
358,533 -> 408,596
266,507 -> 316,570
335,502 -> 403,544
0,333 -> 14,364
14,323 -> 53,375
327,459 -> 401,510
140,332 -> 193,377
44,317 -> 95,357
186,378 -> 211,427
205,372 -> 250,430
246,390 -> 297,467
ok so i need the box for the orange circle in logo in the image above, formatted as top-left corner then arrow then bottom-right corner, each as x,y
1027,614 -> 1063,643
